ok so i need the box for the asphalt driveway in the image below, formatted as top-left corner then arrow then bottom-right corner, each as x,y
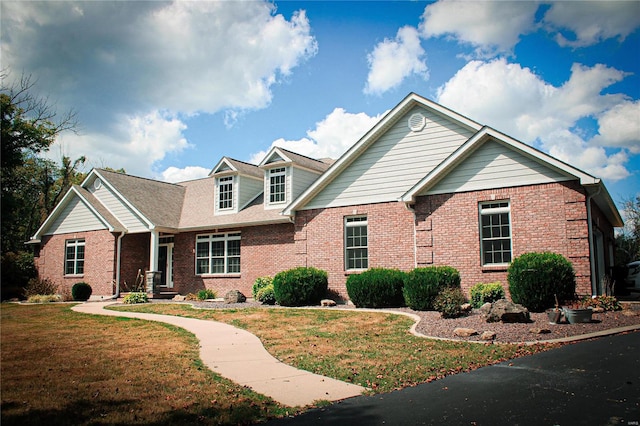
268,331 -> 640,425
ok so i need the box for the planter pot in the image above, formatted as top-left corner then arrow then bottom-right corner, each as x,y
563,307 -> 593,324
546,309 -> 563,324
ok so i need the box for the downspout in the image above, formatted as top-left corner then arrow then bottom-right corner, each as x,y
108,231 -> 126,300
404,202 -> 417,268
586,185 -> 601,297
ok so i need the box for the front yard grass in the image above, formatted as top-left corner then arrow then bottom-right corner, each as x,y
1,302 -> 557,425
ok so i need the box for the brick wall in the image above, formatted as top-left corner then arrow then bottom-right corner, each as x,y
295,202 -> 415,298
173,223 -> 297,297
413,181 -> 593,296
35,230 -> 117,297
119,233 -> 149,291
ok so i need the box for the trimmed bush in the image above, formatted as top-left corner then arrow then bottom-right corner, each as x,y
346,268 -> 406,308
508,252 -> 576,312
403,266 -> 461,311
122,292 -> 148,304
71,282 -> 92,301
272,267 -> 328,307
469,282 -> 505,308
256,284 -> 276,305
252,276 -> 273,299
197,289 -> 217,301
434,287 -> 468,318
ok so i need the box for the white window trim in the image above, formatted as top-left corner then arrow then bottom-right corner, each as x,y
479,201 -> 512,266
65,238 -> 85,276
344,216 -> 368,271
195,232 -> 241,275
217,176 -> 235,211
267,167 -> 287,205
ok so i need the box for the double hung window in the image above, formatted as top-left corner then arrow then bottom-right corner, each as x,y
345,216 -> 368,270
196,233 -> 241,274
65,239 -> 85,275
218,176 -> 234,210
479,201 -> 512,265
269,167 -> 286,203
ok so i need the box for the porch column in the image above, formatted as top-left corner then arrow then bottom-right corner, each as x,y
149,229 -> 159,272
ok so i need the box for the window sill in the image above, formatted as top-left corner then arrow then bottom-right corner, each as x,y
481,264 -> 508,272
344,269 -> 367,275
64,274 -> 84,278
197,274 -> 241,278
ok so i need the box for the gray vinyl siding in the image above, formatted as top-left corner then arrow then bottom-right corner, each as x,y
238,175 -> 263,208
91,183 -> 149,232
291,167 -> 320,200
304,106 -> 474,209
45,197 -> 107,235
422,140 -> 571,195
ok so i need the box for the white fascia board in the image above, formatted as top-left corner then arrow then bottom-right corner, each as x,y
92,169 -> 155,230
30,186 -> 115,241
209,157 -> 238,176
284,93 -> 483,215
258,146 -> 292,167
401,126 -> 599,203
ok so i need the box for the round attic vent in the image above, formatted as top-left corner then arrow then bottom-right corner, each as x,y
93,178 -> 102,190
408,113 -> 426,132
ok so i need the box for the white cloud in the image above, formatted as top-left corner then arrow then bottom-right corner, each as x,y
592,100 -> 640,154
161,166 -> 210,183
419,0 -> 538,55
249,108 -> 386,163
543,1 -> 640,47
364,26 -> 428,95
436,58 -> 633,181
54,111 -> 190,178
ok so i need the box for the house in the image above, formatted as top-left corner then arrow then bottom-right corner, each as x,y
29,93 -> 623,301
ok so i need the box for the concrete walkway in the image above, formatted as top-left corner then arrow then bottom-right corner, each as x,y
71,302 -> 366,407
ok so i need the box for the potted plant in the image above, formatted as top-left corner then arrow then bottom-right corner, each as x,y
563,298 -> 593,324
546,295 -> 563,324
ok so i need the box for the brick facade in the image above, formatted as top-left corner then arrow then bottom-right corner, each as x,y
35,230 -> 117,297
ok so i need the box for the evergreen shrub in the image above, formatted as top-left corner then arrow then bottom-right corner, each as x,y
71,282 -> 92,301
508,252 -> 575,312
433,287 -> 468,318
469,282 -> 505,308
403,266 -> 461,311
273,267 -> 328,307
197,289 -> 217,301
252,276 -> 273,299
345,268 -> 406,308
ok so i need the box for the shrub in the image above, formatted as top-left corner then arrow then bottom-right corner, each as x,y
23,277 -> 58,298
581,295 -> 622,311
508,252 -> 576,312
403,266 -> 461,311
1,251 -> 37,299
197,289 -> 217,300
252,276 -> 273,299
26,294 -> 63,303
256,284 -> 276,305
345,268 -> 406,308
71,282 -> 92,301
433,287 -> 468,318
122,292 -> 148,304
470,282 -> 505,308
272,267 -> 328,307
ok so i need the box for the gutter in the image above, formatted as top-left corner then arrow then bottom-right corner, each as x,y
586,185 -> 601,297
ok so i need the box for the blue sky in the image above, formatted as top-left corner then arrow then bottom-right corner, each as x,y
1,1 -> 638,213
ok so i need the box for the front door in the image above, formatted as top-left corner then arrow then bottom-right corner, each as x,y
158,243 -> 174,288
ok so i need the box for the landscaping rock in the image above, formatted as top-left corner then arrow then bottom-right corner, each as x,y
224,290 -> 246,304
480,331 -> 496,341
461,303 -> 473,313
321,299 -> 337,307
481,299 -> 531,323
453,327 -> 478,337
172,294 -> 186,301
529,328 -> 552,334
623,310 -> 637,317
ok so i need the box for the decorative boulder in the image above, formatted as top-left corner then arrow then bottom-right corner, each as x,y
480,299 -> 530,323
321,299 -> 337,307
224,290 -> 246,304
453,327 -> 478,337
481,331 -> 497,341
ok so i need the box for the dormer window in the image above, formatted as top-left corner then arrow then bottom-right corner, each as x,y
269,167 -> 286,203
218,176 -> 234,210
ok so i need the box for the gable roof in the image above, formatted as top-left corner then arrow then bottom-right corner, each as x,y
283,93 -> 482,215
259,146 -> 332,173
209,157 -> 263,179
92,169 -> 186,230
30,185 -> 125,241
